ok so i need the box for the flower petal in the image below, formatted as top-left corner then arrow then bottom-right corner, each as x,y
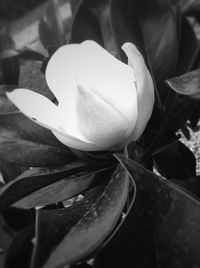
121,42 -> 154,141
6,89 -> 99,151
45,44 -> 80,109
76,82 -> 131,150
78,40 -> 138,130
6,89 -> 62,129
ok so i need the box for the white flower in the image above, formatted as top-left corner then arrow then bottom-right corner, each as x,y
7,40 -> 154,151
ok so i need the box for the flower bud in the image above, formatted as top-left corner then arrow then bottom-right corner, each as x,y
7,40 -> 154,151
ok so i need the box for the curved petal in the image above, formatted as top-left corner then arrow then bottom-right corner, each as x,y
78,40 -> 138,130
45,44 -> 81,120
6,89 -> 99,151
121,42 -> 154,141
76,83 -> 131,149
6,89 -> 63,129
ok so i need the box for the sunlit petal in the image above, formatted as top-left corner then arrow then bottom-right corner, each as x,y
77,40 -> 138,129
76,82 -> 131,149
122,42 -> 154,140
6,89 -> 98,151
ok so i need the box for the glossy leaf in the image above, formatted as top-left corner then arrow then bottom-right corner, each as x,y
32,164 -> 129,268
13,167 -> 114,209
153,141 -> 196,180
30,185 -> 104,268
166,69 -> 200,99
0,161 -> 90,211
94,154 -> 200,268
0,136 -> 74,167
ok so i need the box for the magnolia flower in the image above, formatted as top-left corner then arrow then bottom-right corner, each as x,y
7,40 -> 154,151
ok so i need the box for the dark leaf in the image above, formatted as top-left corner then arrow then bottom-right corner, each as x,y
1,207 -> 35,232
110,0 -> 179,90
0,136 -> 75,167
96,154 -> 200,268
13,167 -> 114,209
0,159 -> 25,183
19,49 -> 45,61
172,175 -> 200,198
19,60 -> 55,101
70,0 -> 104,46
0,112 -> 66,148
176,0 -> 200,15
0,215 -> 13,268
189,103 -> 200,129
176,17 -> 199,74
0,161 -> 90,211
154,141 -> 196,180
166,69 -> 200,98
32,164 -> 129,268
4,224 -> 34,268
30,185 -> 104,268
39,0 -> 67,49
71,0 -> 82,14
0,87 -> 17,112
1,56 -> 20,85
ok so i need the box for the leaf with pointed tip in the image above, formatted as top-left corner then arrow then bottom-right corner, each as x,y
30,185 -> 104,268
13,167 -> 114,209
0,161 -> 90,211
94,154 -> 200,268
31,164 -> 129,268
153,141 -> 196,180
166,69 -> 200,98
0,136 -> 75,167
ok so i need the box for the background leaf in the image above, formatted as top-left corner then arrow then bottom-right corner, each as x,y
32,164 -> 130,268
166,69 -> 200,98
94,154 -> 200,268
0,161 -> 91,211
153,141 -> 196,180
13,167 -> 114,209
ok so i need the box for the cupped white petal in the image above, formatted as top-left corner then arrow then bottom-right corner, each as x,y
6,89 -> 63,129
45,44 -> 80,114
6,89 -> 99,151
76,82 -> 132,149
121,42 -> 154,141
77,40 -> 138,130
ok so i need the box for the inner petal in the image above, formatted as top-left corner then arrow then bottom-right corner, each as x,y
76,82 -> 131,149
